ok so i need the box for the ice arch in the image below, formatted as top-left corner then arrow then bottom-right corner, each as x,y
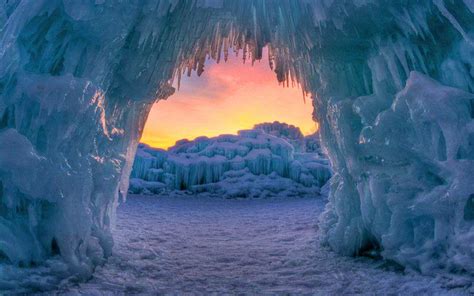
0,0 -> 473,279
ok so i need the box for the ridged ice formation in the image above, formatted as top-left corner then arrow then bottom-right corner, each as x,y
129,124 -> 330,197
254,121 -> 306,152
0,0 -> 473,287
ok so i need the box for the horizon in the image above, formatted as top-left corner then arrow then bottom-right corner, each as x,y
140,120 -> 319,150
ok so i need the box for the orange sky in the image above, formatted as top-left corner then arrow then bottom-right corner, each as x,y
141,49 -> 317,149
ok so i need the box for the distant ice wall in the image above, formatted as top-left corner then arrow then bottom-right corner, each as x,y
0,0 -> 473,286
129,125 -> 330,196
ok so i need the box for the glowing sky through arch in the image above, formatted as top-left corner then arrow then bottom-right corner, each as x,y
141,49 -> 317,149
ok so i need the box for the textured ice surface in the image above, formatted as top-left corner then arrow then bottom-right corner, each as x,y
254,121 -> 306,152
55,195 -> 473,294
320,72 -> 474,274
0,0 -> 473,282
129,123 -> 331,197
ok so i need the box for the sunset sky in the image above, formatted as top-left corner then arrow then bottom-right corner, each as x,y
141,49 -> 317,149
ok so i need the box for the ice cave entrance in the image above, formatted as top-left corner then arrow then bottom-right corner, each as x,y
129,47 -> 332,197
2,2 -> 473,292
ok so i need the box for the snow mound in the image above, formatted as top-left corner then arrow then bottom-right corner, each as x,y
129,126 -> 331,198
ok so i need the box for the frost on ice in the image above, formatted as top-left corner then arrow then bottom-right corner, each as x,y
129,122 -> 330,198
320,72 -> 474,274
0,0 -> 473,286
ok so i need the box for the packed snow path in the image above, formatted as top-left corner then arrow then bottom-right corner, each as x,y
60,195 -> 469,295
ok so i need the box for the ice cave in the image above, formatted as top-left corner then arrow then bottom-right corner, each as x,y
1,0 -> 474,293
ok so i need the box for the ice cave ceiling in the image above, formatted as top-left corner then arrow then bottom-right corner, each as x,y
0,0 -> 473,284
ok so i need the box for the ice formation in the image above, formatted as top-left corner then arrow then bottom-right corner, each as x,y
254,122 -> 306,152
320,71 -> 474,273
0,0 -> 473,287
129,123 -> 331,197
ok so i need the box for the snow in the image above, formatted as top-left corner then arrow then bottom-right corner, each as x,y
0,0 -> 473,284
129,123 -> 331,198
38,195 -> 474,294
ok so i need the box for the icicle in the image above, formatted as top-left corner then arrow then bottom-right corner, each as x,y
434,0 -> 474,47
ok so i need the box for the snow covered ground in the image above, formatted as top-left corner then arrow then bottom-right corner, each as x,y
50,194 -> 472,295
